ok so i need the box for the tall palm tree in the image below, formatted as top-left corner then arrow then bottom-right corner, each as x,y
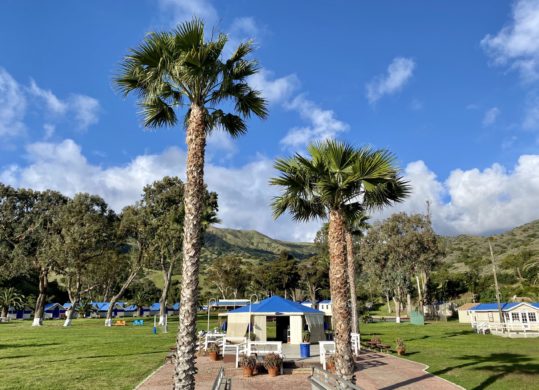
271,140 -> 409,381
344,210 -> 369,334
115,19 -> 267,389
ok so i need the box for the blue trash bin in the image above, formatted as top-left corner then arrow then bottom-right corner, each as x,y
300,342 -> 311,358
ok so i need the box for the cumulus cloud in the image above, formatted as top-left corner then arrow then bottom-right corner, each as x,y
158,0 -> 218,27
249,69 -> 300,104
366,57 -> 415,104
483,107 -> 501,126
0,67 -> 26,137
481,0 -> 539,82
1,139 -> 321,242
28,80 -> 100,131
281,95 -> 349,148
377,156 -> 539,236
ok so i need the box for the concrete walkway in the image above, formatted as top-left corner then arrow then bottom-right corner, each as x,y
137,351 -> 462,390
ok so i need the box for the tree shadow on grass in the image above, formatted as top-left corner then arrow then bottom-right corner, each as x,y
0,342 -> 60,350
432,353 -> 538,390
439,330 -> 475,338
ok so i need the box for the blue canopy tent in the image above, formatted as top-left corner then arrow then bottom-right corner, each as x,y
219,295 -> 325,344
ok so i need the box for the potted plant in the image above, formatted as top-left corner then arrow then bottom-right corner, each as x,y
395,338 -> 406,356
207,342 -> 220,361
325,354 -> 336,373
249,332 -> 256,341
263,353 -> 282,377
240,355 -> 257,377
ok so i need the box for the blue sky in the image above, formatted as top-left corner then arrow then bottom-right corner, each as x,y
1,0 -> 539,241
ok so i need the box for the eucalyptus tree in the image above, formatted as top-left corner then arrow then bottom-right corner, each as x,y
361,213 -> 442,321
0,185 -> 68,326
116,19 -> 267,388
298,254 -> 328,308
104,205 -> 148,326
271,140 -> 409,381
344,210 -> 369,334
53,193 -> 116,326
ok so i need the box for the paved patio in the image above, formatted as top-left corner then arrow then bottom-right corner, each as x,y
137,349 -> 462,390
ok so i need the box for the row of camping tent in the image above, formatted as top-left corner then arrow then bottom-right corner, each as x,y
4,302 -> 180,320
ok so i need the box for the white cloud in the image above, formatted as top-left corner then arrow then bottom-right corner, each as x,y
377,156 -> 539,236
249,69 -> 300,104
483,107 -> 501,126
28,80 -> 68,115
281,95 -> 349,148
5,139 -> 539,240
158,0 -> 218,28
43,124 -> 55,140
0,67 -> 26,137
69,95 -> 100,130
1,139 -> 320,242
481,0 -> 539,82
366,57 -> 415,104
28,80 -> 100,131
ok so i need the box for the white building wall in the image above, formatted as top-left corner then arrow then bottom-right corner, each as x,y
290,315 -> 303,344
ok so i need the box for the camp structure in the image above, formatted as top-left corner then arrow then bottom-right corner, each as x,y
470,302 -> 539,324
457,303 -> 478,323
91,302 -> 125,318
7,306 -> 33,320
123,304 -> 138,317
44,303 -> 66,319
219,295 -> 325,344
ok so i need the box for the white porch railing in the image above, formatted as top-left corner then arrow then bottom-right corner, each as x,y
204,333 -> 226,350
221,336 -> 247,368
319,341 -> 335,370
472,321 -> 539,337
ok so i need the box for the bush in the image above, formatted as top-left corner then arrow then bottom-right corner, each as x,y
239,355 -> 257,368
263,353 -> 282,369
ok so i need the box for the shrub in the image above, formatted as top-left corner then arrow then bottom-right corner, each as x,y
207,343 -> 220,353
263,353 -> 282,369
239,355 -> 257,369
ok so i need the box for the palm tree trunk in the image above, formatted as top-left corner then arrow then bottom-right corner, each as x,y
32,266 -> 48,326
328,209 -> 355,382
345,231 -> 358,334
174,104 -> 206,390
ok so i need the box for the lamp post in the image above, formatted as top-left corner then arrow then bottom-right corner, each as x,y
247,294 -> 258,342
207,298 -> 217,333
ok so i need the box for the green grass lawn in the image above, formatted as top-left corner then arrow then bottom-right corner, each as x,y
360,321 -> 539,390
0,315 -> 220,390
1,317 -> 538,390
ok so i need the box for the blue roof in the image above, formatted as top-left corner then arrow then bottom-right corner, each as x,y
124,304 -> 138,311
44,303 -> 65,310
150,303 -> 161,311
91,302 -> 124,311
172,302 -> 180,310
471,302 -> 539,311
319,300 -> 331,304
227,296 -> 323,314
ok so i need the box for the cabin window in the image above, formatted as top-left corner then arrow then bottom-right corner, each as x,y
503,312 -> 510,321
511,313 -> 519,322
488,313 -> 494,322
528,312 -> 537,322
521,313 -> 528,323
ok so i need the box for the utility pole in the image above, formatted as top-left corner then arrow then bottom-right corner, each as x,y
488,239 -> 504,328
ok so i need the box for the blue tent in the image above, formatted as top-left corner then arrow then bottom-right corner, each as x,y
44,303 -> 65,319
223,296 -> 324,344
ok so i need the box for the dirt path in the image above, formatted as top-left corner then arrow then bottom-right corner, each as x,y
137,351 -> 462,390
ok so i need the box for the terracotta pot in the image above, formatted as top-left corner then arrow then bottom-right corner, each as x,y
268,366 -> 279,377
243,367 -> 254,377
326,363 -> 336,373
209,351 -> 219,361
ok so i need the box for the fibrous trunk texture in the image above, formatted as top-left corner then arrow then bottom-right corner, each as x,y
345,231 -> 357,334
328,209 -> 355,383
33,267 -> 48,326
174,104 -> 206,390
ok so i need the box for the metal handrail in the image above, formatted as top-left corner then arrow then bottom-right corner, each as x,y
210,367 -> 225,390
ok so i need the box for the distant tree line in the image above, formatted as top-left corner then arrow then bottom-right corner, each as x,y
0,177 -> 218,326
